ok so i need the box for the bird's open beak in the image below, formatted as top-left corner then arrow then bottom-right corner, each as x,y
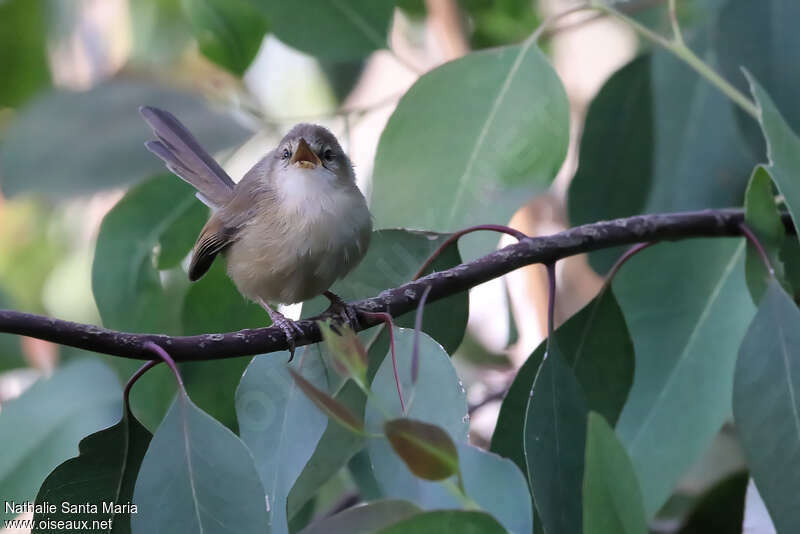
291,138 -> 321,169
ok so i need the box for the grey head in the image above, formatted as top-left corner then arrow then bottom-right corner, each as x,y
271,123 -> 355,184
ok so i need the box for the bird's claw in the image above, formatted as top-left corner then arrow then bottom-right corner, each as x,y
323,291 -> 360,331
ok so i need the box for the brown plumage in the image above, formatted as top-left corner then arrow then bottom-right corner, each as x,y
140,107 -> 372,338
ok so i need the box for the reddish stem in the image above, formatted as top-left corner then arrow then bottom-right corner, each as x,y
142,341 -> 185,392
604,242 -> 655,286
412,224 -> 528,280
411,285 -> 433,385
545,262 -> 556,343
738,222 -> 776,276
360,311 -> 405,414
123,360 -> 160,412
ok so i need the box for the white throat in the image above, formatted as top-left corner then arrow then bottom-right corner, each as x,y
277,166 -> 342,216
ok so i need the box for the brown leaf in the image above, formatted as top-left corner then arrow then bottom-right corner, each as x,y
289,368 -> 364,435
384,418 -> 459,481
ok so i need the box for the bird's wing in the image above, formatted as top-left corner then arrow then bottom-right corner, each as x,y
188,215 -> 237,281
140,106 -> 236,208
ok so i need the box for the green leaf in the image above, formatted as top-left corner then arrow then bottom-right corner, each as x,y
0,0 -> 50,107
384,418 -> 459,481
304,229 -> 468,354
491,288 -> 634,473
251,0 -> 394,60
461,0 -> 542,49
33,407 -> 152,533
289,367 -> 364,434
568,41 -> 756,273
744,165 -> 788,302
0,80 -> 248,197
568,55 -> 653,271
132,389 -> 268,532
747,73 -> 800,249
715,0 -> 800,153
362,330 -> 531,533
365,329 -> 468,498
0,359 -> 122,522
297,499 -> 420,534
583,412 -> 648,534
235,348 -> 328,534
376,510 -> 507,534
287,380 -> 366,519
371,43 -> 569,258
733,280 -> 800,533
182,259 -> 269,332
92,175 -> 203,333
614,239 -> 755,516
524,342 -> 588,534
452,442 -> 532,534
182,0 -> 268,75
318,320 -> 368,387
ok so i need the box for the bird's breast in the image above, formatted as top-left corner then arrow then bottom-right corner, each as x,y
225,181 -> 371,304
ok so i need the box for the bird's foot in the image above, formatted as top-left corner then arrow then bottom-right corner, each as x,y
259,299 -> 305,362
323,291 -> 360,331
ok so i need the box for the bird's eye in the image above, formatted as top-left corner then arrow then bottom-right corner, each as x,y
323,149 -> 335,161
281,148 -> 291,160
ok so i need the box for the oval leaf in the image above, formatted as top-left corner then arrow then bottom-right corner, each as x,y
734,280 -> 800,533
384,418 -> 459,481
744,165 -> 788,302
289,367 -> 364,434
371,43 -> 569,257
492,287 -> 634,471
0,359 -> 121,522
251,0 -> 394,60
365,328 -> 467,502
33,407 -> 152,533
183,0 -> 269,75
92,175 -> 206,333
132,391 -> 268,533
524,341 -> 588,534
614,239 -> 755,515
0,81 -> 248,197
568,42 -> 757,273
583,412 -> 648,534
747,73 -> 800,250
236,348 -> 328,534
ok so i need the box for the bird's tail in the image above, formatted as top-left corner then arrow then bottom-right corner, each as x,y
139,106 -> 235,209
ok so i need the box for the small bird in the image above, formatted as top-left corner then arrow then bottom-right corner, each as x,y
139,106 -> 372,356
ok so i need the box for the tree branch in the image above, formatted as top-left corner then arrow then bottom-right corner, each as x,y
0,209 -> 793,361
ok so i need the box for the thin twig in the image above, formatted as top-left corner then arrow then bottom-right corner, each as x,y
545,262 -> 556,342
123,360 -> 159,410
738,222 -> 776,277
0,209 -> 793,362
360,311 -> 404,414
143,341 -> 185,390
412,224 -> 528,281
604,242 -> 657,286
667,0 -> 684,46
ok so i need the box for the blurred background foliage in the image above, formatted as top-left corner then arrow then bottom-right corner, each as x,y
0,0 -> 797,532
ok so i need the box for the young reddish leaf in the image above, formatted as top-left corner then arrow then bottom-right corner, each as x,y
384,418 -> 459,481
318,319 -> 368,385
288,368 -> 365,435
